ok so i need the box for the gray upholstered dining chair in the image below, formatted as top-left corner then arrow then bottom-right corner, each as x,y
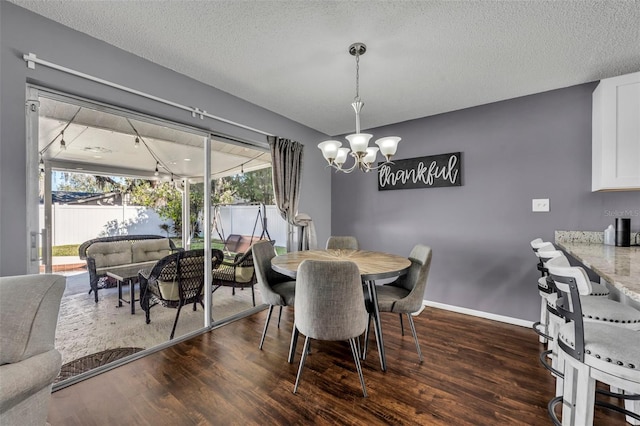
325,236 -> 359,250
292,259 -> 369,397
364,244 -> 432,363
252,240 -> 296,349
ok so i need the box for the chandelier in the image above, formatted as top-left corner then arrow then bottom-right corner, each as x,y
318,43 -> 401,173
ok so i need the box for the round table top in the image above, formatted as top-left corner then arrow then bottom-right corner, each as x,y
271,249 -> 411,281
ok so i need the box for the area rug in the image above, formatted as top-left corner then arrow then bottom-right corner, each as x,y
55,347 -> 144,383
56,271 -> 259,367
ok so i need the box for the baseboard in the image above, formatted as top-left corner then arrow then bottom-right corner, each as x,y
422,300 -> 534,328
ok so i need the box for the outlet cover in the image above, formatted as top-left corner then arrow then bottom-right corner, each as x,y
532,198 -> 550,212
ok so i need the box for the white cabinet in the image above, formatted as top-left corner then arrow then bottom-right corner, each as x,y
592,71 -> 640,191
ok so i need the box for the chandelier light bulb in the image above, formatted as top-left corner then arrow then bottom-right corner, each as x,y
335,148 -> 350,167
363,147 -> 379,165
134,136 -> 140,148
345,133 -> 373,155
375,137 -> 401,160
317,140 -> 342,164
317,43 -> 400,173
154,162 -> 159,177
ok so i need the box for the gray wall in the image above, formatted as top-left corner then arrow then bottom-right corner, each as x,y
331,83 -> 639,322
0,2 -> 331,276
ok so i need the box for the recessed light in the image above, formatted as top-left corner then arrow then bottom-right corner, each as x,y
184,158 -> 191,161
83,146 -> 112,154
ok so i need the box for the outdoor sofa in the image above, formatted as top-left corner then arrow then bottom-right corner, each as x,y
78,235 -> 179,303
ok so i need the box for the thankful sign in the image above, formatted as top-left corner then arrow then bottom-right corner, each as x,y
378,152 -> 463,191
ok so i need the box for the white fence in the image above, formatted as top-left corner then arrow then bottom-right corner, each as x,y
212,205 -> 287,246
39,204 -> 288,247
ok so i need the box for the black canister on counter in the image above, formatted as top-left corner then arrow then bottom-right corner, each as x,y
615,217 -> 631,247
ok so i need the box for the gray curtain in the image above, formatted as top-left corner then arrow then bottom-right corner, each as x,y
268,136 -> 317,251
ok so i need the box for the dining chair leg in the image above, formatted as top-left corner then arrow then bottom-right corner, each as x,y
349,337 -> 368,397
170,305 -> 183,340
399,313 -> 405,336
293,336 -> 311,394
251,285 -> 256,307
259,305 -> 274,349
288,326 -> 299,363
406,313 -> 423,362
277,306 -> 283,328
362,313 -> 373,360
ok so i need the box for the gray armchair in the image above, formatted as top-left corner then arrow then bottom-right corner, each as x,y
0,274 -> 66,425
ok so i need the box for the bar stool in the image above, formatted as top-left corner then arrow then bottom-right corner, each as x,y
546,260 -> 640,425
539,253 -> 640,401
531,241 -> 609,344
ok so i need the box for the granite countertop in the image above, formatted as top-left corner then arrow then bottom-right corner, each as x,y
554,240 -> 640,303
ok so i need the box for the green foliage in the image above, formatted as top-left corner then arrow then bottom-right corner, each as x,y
57,173 -> 122,193
211,168 -> 274,205
51,244 -> 80,257
55,168 -> 274,238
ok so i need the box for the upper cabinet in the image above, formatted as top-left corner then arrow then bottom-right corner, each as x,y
592,71 -> 640,191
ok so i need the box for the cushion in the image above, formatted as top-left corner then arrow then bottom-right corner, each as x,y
588,282 -> 610,296
87,241 -> 132,268
580,297 -> 640,326
235,265 -> 254,283
271,281 -> 296,306
374,285 -> 411,312
558,321 -> 640,377
157,279 -> 180,302
131,239 -> 171,263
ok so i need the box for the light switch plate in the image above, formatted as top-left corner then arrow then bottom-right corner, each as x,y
532,198 -> 550,212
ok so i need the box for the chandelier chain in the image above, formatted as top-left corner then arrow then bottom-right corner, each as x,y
354,52 -> 360,102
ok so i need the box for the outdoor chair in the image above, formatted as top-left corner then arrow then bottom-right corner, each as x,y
139,249 -> 224,339
211,249 -> 257,306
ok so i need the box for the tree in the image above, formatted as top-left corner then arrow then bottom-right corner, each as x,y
56,172 -> 122,193
51,167 -> 274,238
215,168 -> 274,205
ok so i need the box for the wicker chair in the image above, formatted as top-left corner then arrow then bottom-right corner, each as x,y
211,250 -> 257,306
138,249 -> 224,339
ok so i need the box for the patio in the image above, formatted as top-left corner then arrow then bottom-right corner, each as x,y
55,268 -> 261,380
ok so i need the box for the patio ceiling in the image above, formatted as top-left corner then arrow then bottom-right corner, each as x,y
38,97 -> 271,181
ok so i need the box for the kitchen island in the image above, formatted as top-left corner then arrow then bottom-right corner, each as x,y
555,240 -> 640,307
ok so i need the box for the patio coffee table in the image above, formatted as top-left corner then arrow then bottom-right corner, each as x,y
106,262 -> 155,314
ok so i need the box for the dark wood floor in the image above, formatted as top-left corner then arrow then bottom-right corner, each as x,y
48,307 -> 625,425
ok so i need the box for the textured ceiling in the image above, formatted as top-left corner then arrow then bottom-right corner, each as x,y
10,1 -> 640,136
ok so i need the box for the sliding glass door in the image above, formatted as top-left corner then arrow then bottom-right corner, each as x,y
25,86 -> 273,386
